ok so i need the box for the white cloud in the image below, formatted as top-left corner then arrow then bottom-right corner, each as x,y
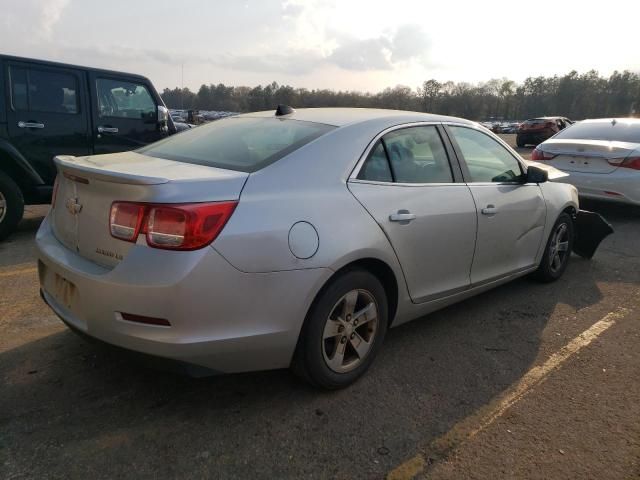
40,0 -> 70,36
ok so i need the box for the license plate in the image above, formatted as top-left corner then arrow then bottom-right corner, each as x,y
53,273 -> 77,310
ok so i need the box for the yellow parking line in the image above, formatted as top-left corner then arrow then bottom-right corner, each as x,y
387,307 -> 630,480
0,266 -> 37,278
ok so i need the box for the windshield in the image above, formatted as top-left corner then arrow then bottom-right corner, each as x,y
554,120 -> 640,143
139,117 -> 335,172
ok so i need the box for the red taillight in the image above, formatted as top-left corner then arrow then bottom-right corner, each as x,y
110,202 -> 146,242
619,156 -> 640,170
51,175 -> 60,208
109,201 -> 237,250
531,148 -> 556,161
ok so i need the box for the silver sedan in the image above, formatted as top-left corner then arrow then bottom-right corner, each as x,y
36,108 -> 612,388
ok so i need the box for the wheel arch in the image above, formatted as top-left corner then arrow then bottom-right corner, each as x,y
0,139 -> 44,197
313,257 -> 400,329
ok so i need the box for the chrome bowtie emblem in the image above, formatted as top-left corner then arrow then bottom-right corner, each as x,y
65,197 -> 83,215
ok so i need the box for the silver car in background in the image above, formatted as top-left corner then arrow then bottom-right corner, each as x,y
533,118 -> 640,205
37,108 -> 612,389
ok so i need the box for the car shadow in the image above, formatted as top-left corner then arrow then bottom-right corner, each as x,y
0,205 -> 48,269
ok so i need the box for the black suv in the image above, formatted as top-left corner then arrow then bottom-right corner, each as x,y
0,55 -> 176,239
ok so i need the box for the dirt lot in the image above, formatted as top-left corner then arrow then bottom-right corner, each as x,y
1,138 -> 639,479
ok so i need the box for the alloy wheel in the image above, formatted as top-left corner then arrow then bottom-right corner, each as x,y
549,222 -> 570,273
322,289 -> 379,373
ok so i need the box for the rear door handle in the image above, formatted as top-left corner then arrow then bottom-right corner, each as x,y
97,126 -> 119,134
17,121 -> 45,129
481,205 -> 498,215
389,211 -> 416,222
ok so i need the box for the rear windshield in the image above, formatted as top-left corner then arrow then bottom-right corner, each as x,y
525,119 -> 548,124
554,121 -> 640,143
139,117 -> 335,172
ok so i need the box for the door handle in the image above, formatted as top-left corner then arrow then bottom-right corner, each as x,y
389,211 -> 416,222
17,121 -> 45,129
481,205 -> 498,215
98,126 -> 119,134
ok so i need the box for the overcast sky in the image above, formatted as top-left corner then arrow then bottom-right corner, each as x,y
1,0 -> 638,92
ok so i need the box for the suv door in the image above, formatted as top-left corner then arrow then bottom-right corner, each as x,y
5,61 -> 90,184
348,124 -> 477,303
89,74 -> 166,154
446,125 -> 546,285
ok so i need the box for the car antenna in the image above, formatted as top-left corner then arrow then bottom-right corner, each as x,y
275,104 -> 295,116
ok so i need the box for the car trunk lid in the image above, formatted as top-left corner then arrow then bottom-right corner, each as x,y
51,152 -> 248,268
540,139 -> 636,174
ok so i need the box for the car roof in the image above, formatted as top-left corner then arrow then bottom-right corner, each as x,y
0,54 -> 151,82
238,107 -> 476,128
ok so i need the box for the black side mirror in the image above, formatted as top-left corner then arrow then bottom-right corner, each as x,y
526,165 -> 548,183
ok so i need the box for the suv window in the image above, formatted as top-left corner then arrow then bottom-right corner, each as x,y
449,126 -> 523,183
10,66 -> 78,114
96,78 -> 156,120
358,126 -> 453,184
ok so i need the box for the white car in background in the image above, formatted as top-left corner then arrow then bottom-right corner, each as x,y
533,118 -> 640,205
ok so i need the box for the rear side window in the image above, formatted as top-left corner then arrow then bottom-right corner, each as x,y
9,66 -> 78,114
554,121 -> 640,143
96,78 -> 156,120
139,117 -> 335,173
358,125 -> 453,184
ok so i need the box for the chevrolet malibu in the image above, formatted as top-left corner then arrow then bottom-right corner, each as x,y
37,107 -> 612,389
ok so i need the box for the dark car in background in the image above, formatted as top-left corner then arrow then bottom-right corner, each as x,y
0,54 -> 175,240
516,116 -> 573,147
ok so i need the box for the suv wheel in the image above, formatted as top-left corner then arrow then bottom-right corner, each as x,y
0,171 -> 25,241
533,213 -> 574,282
292,269 -> 388,389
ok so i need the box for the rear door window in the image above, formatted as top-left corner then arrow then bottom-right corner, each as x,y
139,116 -> 335,172
9,66 -> 78,114
96,78 -> 156,120
358,125 -> 453,183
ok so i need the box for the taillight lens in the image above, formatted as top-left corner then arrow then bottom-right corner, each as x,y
109,201 -> 237,250
619,156 -> 640,170
110,202 -> 146,242
531,148 -> 556,161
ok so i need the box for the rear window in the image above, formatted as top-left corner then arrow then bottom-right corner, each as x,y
525,119 -> 548,125
139,117 -> 335,172
554,121 -> 640,143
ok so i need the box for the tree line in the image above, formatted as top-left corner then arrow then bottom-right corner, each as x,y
160,70 -> 640,121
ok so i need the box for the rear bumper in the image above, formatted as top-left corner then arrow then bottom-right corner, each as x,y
517,132 -> 552,144
36,214 -> 331,374
551,170 -> 640,205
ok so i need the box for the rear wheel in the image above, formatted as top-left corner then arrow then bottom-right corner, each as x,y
533,213 -> 574,282
292,269 -> 388,389
0,171 -> 24,241
516,137 -> 525,148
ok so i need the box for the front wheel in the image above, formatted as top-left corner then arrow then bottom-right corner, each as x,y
532,213 -> 574,282
292,269 -> 388,389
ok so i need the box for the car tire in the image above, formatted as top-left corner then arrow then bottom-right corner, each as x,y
532,213 -> 574,283
516,137 -> 525,148
0,171 -> 24,241
292,268 -> 388,389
